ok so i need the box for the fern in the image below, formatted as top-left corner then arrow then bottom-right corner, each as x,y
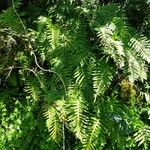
82,117 -> 103,150
97,22 -> 125,68
66,87 -> 89,142
1,1 -> 150,149
129,37 -> 150,63
127,50 -> 147,82
96,17 -> 150,83
0,1 -> 24,32
35,4 -> 150,148
92,58 -> 116,99
134,126 -> 150,149
24,78 -> 42,102
44,103 -> 63,143
25,3 -> 150,149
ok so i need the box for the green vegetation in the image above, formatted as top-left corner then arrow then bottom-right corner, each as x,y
0,0 -> 150,149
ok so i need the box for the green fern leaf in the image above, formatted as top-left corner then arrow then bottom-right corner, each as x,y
83,117 -> 102,150
127,50 -> 147,82
92,58 -> 116,99
66,88 -> 88,142
129,37 -> 150,63
134,126 -> 150,149
44,105 -> 62,143
97,22 -> 125,68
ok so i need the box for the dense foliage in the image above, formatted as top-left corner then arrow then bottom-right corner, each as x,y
0,0 -> 150,149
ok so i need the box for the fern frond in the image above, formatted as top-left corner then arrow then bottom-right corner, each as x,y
134,126 -> 150,149
24,78 -> 42,102
83,117 -> 103,150
127,50 -> 147,82
129,37 -> 150,63
66,87 -> 88,142
74,65 -> 85,88
44,104 -> 62,143
38,16 -> 61,50
92,58 -> 116,99
91,4 -> 120,27
97,22 -> 125,68
73,57 -> 90,88
96,17 -> 150,83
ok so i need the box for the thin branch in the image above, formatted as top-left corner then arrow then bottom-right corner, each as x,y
3,66 -> 40,82
3,65 -> 14,86
31,51 -> 67,97
11,0 -> 27,33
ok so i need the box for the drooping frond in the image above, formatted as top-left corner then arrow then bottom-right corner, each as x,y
92,58 -> 116,99
126,36 -> 150,82
95,16 -> 150,83
134,126 -> 150,149
90,4 -> 120,27
82,117 -> 103,150
66,87 -> 89,142
24,78 -> 42,102
96,22 -> 125,68
129,37 -> 150,63
127,50 -> 147,82
37,16 -> 61,51
73,57 -> 91,88
44,102 -> 63,143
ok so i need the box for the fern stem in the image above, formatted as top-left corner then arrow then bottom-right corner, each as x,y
62,119 -> 65,150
